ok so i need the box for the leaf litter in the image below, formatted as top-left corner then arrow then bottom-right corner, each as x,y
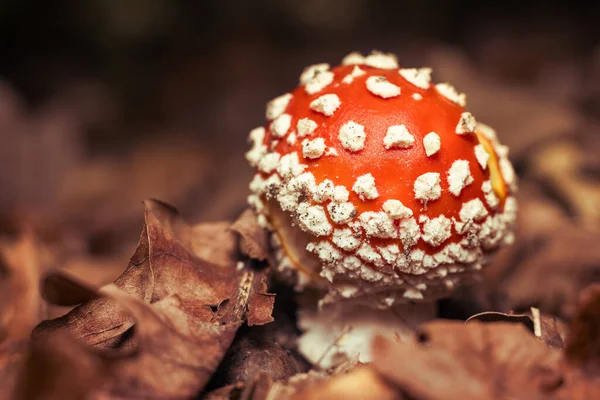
2,199 -> 274,399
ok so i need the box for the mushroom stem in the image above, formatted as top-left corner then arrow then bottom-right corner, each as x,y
296,294 -> 437,369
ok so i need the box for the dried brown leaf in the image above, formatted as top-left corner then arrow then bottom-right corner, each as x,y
247,276 -> 275,326
230,209 -> 269,262
96,285 -> 244,398
27,199 -> 274,398
371,321 -> 600,400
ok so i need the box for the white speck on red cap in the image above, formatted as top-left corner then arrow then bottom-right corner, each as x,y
399,217 -> 420,248
341,256 -> 362,272
352,173 -> 379,200
327,202 -> 357,224
249,173 -> 265,194
359,264 -> 384,281
264,174 -> 282,194
359,211 -> 397,238
447,160 -> 474,197
305,70 -> 335,95
382,199 -> 413,219
495,144 -> 509,159
436,83 -> 466,107
384,125 -> 415,149
302,138 -> 326,159
300,64 -> 330,84
423,132 -> 441,157
310,94 -> 341,116
332,228 -> 362,251
356,243 -> 384,267
277,152 -> 306,179
258,152 -> 281,173
297,118 -> 318,137
481,180 -> 499,209
412,93 -> 423,101
474,144 -> 489,169
366,76 -> 400,98
271,113 -> 292,138
399,68 -> 432,89
277,172 -> 317,211
286,131 -> 297,145
296,203 -> 332,236
456,112 -> 476,135
476,122 -> 497,142
460,198 -> 489,222
245,127 -> 267,167
333,185 -> 350,202
306,241 -> 342,264
266,93 -> 292,120
378,244 -> 400,265
339,121 -> 366,152
420,215 -> 452,247
414,172 -> 442,202
500,158 -> 516,187
247,194 -> 264,213
342,65 -> 366,84
364,51 -> 399,69
341,52 -> 365,65
313,179 -> 334,203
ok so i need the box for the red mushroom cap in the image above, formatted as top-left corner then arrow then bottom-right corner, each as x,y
246,51 -> 517,306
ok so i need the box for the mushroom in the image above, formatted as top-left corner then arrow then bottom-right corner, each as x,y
246,50 -> 518,367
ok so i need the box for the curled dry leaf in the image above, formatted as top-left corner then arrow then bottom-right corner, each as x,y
370,320 -> 600,400
230,208 -> 270,262
0,235 -> 44,400
27,200 -> 274,398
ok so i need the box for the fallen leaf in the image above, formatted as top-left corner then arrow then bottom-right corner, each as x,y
230,208 -> 270,262
35,201 -> 272,345
371,321 -> 600,400
97,284 -> 245,398
27,200 -> 274,398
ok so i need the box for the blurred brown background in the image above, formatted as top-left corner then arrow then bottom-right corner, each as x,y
0,0 -> 599,316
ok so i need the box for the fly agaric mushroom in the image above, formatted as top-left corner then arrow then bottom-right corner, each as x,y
246,50 -> 517,367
